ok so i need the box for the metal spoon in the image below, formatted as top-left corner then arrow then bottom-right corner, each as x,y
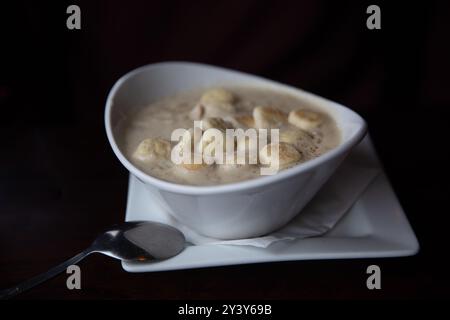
0,221 -> 185,299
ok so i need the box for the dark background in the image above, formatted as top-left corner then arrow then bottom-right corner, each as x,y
0,0 -> 449,299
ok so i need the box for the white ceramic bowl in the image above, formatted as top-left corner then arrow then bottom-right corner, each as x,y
105,62 -> 367,239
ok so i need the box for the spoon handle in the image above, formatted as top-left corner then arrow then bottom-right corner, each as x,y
0,248 -> 93,300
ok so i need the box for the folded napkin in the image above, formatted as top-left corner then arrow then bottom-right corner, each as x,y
137,137 -> 380,248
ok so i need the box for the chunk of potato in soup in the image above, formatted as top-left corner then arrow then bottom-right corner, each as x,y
117,87 -> 340,186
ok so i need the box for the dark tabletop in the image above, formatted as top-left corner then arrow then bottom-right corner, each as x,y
0,0 -> 449,300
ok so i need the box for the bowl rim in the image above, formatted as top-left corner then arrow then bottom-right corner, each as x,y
105,61 -> 367,195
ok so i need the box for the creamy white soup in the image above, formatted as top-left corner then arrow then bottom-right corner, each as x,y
117,87 -> 340,186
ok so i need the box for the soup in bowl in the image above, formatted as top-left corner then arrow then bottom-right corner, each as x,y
105,62 -> 367,239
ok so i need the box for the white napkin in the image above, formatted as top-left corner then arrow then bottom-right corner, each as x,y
138,137 -> 381,248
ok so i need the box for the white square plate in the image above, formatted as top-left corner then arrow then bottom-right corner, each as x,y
122,137 -> 419,272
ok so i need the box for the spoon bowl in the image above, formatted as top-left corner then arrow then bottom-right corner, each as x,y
92,221 -> 185,261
